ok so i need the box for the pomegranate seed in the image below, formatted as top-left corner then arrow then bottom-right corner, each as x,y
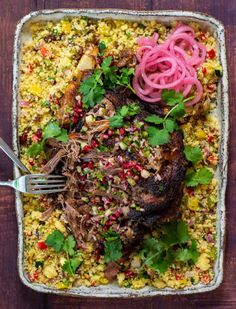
91,139 -> 99,148
202,67 -> 207,75
82,145 -> 92,153
120,173 -> 127,180
72,116 -> 79,124
88,161 -> 94,169
119,128 -> 125,135
134,164 -> 142,172
187,188 -> 194,196
110,214 -> 116,221
82,162 -> 89,169
79,175 -> 87,182
19,132 -> 28,145
108,130 -> 114,136
102,133 -> 109,140
126,170 -> 133,177
102,176 -> 107,184
37,241 -> 48,250
122,161 -> 135,169
208,135 -> 214,144
125,270 -> 135,278
105,220 -> 112,227
74,106 -> 82,113
115,210 -> 121,218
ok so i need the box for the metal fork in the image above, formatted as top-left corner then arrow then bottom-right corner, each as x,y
0,174 -> 66,194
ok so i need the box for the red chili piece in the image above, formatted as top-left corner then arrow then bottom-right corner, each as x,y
207,49 -> 216,59
37,241 -> 48,250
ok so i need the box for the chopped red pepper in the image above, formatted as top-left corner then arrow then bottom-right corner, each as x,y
33,271 -> 39,280
200,32 -> 206,41
37,241 -> 48,250
208,135 -> 214,144
28,64 -> 33,73
39,46 -> 49,58
207,49 -> 216,59
202,67 -> 207,75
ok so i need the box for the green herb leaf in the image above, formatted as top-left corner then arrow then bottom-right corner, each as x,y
168,101 -> 185,118
63,235 -> 76,257
35,260 -> 44,268
62,255 -> 82,275
109,103 -> 140,128
45,230 -> 64,252
147,126 -> 169,147
139,221 -> 199,274
184,145 -> 203,164
27,143 -> 43,157
109,115 -> 124,128
161,89 -> 184,106
165,118 -> 177,133
144,115 -> 164,125
79,70 -> 105,109
103,230 -> 122,263
98,41 -> 106,55
185,167 -> 213,187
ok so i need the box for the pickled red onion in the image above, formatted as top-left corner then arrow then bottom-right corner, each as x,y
133,25 -> 206,106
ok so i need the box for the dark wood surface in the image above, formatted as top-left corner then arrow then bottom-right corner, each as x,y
0,0 -> 235,308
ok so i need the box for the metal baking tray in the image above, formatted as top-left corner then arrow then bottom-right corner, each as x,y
12,9 -> 229,297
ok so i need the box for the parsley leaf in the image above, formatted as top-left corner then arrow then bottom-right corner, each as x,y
185,167 -> 213,187
27,121 -> 68,157
63,235 -> 76,257
102,230 -> 122,263
144,90 -> 187,147
161,89 -> 184,106
45,230 -> 83,276
147,126 -> 169,147
139,221 -> 199,274
144,115 -> 164,125
79,70 -> 105,109
62,254 -> 83,275
45,230 -> 64,252
184,145 -> 203,164
109,103 -> 140,128
27,143 -> 44,157
98,41 -> 106,56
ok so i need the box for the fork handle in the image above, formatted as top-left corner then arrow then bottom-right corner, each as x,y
0,137 -> 30,173
0,181 -> 14,188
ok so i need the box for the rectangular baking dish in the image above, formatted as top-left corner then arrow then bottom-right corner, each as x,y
12,9 -> 229,297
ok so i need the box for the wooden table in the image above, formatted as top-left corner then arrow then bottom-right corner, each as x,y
0,1 -> 235,308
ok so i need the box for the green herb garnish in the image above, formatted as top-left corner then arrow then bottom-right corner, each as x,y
144,90 -> 188,147
184,145 -> 203,164
45,230 -> 83,275
109,103 -> 140,128
185,167 -> 213,187
79,57 -> 135,109
98,41 -> 106,56
101,230 -> 122,263
27,121 -> 68,157
139,221 -> 199,273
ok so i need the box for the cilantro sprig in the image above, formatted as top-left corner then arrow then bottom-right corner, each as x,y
101,230 -> 122,263
27,121 -> 68,157
79,56 -> 135,109
45,230 -> 83,275
184,145 -> 203,164
109,103 -> 140,128
185,167 -> 213,187
144,90 -> 195,147
139,221 -> 199,273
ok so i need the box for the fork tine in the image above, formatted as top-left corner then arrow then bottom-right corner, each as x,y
30,188 -> 66,194
29,179 -> 66,184
28,174 -> 65,179
31,184 -> 66,189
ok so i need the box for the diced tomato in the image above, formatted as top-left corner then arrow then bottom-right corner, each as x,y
200,32 -> 206,41
187,187 -> 195,196
207,49 -> 216,59
202,67 -> 207,75
39,46 -> 49,58
208,135 -> 214,144
33,271 -> 39,280
37,241 -> 48,250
